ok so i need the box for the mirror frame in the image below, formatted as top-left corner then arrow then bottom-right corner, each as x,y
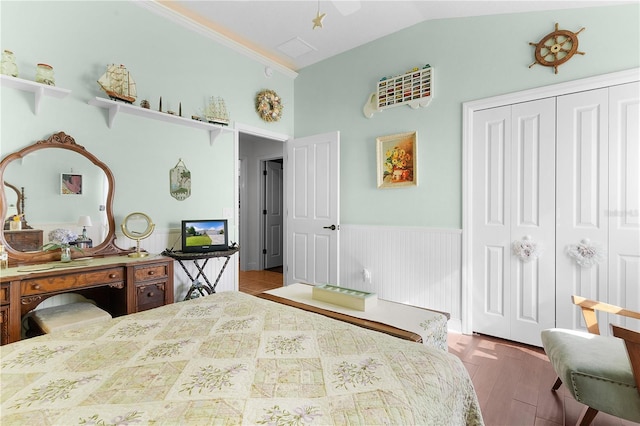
0,131 -> 127,265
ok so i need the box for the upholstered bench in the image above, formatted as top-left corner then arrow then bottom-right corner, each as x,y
30,302 -> 112,334
541,328 -> 640,423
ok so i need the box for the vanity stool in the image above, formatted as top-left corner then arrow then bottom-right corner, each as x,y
29,302 -> 112,334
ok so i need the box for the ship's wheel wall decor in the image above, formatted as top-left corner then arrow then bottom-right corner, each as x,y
529,23 -> 585,74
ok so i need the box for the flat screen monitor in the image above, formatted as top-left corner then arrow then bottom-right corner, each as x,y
181,219 -> 228,253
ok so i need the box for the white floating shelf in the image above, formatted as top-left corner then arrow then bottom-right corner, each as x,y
0,74 -> 71,114
88,97 -> 234,145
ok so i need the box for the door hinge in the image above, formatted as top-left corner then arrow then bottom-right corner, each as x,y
263,170 -> 267,176
263,209 -> 267,215
262,249 -> 267,254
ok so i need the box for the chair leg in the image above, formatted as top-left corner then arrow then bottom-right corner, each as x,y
551,376 -> 562,391
577,406 -> 598,426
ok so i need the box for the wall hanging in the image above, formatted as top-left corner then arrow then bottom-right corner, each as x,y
376,131 -> 418,189
256,89 -> 283,122
170,159 -> 191,201
529,23 -> 585,74
61,173 -> 83,195
364,65 -> 433,118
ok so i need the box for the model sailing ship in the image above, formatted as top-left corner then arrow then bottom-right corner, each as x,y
97,64 -> 137,103
192,96 -> 229,126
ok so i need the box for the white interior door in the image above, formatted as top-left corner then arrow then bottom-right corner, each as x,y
472,98 -> 556,346
608,81 -> 640,328
509,99 -> 557,345
286,131 -> 340,286
264,160 -> 283,269
555,88 -> 609,332
472,105 -> 512,340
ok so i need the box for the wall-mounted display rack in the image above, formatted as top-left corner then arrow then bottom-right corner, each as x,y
363,65 -> 433,118
0,74 -> 71,115
88,97 -> 234,145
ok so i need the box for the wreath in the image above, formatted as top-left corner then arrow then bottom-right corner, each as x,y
256,89 -> 283,122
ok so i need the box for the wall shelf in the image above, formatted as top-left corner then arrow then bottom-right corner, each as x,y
88,97 -> 234,145
0,74 -> 71,114
363,66 -> 433,118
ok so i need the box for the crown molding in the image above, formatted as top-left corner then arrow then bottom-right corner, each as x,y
135,1 -> 299,79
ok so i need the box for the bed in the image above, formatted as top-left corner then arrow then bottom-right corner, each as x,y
1,291 -> 483,425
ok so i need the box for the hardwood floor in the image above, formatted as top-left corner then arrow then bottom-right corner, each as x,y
238,269 -> 283,296
448,332 -> 637,426
238,274 -> 637,426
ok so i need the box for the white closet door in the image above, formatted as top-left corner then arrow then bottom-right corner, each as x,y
608,81 -> 640,329
556,88 -> 609,332
472,98 -> 556,346
472,105 -> 512,341
509,99 -> 556,345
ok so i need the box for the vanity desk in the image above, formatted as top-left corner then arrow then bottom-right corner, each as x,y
0,254 -> 174,345
0,132 -> 176,345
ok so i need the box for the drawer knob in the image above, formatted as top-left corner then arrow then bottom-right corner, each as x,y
32,284 -> 40,290
109,274 -> 117,279
147,292 -> 154,297
148,271 -> 156,276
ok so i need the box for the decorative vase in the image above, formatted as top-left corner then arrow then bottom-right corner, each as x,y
60,246 -> 71,263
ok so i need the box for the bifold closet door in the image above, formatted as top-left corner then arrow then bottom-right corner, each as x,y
555,88 -> 609,331
556,82 -> 640,334
472,98 -> 556,346
608,82 -> 640,329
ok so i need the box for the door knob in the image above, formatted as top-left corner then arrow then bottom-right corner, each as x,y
323,224 -> 338,231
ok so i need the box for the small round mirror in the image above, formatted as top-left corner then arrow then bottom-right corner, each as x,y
121,212 -> 154,258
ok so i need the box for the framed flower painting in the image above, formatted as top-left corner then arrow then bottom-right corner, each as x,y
376,131 -> 418,188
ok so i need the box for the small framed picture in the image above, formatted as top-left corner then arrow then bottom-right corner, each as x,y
61,173 -> 83,195
376,131 -> 418,188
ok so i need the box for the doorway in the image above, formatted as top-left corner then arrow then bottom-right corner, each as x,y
237,125 -> 287,293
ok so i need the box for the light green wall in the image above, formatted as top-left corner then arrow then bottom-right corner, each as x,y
294,4 -> 640,228
0,1 -> 295,238
2,2 -> 639,235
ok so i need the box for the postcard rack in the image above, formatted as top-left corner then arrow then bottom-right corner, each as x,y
363,66 -> 433,118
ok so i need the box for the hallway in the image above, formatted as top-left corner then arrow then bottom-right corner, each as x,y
238,269 -> 283,295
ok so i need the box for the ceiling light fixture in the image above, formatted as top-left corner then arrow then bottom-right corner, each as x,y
312,0 -> 326,29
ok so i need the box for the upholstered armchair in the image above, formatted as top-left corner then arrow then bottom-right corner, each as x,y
541,296 -> 640,425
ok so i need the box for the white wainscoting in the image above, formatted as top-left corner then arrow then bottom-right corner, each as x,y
339,224 -> 462,331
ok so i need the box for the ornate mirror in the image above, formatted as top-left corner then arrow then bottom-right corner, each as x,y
0,132 -> 125,264
121,212 -> 155,258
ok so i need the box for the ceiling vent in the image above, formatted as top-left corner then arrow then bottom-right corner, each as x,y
276,37 -> 317,58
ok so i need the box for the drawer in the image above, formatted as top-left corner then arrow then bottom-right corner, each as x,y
21,267 -> 125,296
1,305 -> 8,345
136,282 -> 165,311
134,264 -> 169,282
0,285 -> 8,305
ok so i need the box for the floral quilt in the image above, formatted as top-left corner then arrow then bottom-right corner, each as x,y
1,291 -> 483,425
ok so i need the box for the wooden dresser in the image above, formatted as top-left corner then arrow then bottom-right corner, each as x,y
0,254 -> 174,345
4,229 -> 43,251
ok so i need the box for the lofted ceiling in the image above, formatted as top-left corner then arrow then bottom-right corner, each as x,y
155,1 -> 632,72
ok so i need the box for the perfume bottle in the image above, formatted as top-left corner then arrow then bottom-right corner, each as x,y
0,244 -> 8,269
